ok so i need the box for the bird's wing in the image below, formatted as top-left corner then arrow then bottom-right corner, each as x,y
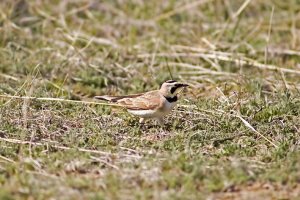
116,91 -> 162,110
95,93 -> 144,102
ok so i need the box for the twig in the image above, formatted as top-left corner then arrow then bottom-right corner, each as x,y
179,105 -> 279,148
172,45 -> 245,57
0,154 -> 15,163
0,137 -> 112,156
279,70 -> 289,91
216,0 -> 252,42
27,171 -> 61,180
90,156 -> 119,170
137,52 -> 300,75
232,0 -> 253,19
0,73 -> 19,81
259,49 -> 300,57
154,0 -> 211,21
237,115 -> 278,148
0,95 -> 124,107
0,137 -> 142,159
264,6 -> 274,64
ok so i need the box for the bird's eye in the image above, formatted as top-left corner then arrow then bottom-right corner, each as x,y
170,86 -> 177,94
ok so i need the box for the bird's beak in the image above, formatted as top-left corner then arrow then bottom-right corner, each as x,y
176,83 -> 189,88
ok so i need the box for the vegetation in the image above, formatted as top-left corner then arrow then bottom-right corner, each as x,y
0,0 -> 300,199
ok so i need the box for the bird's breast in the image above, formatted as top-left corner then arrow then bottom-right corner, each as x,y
162,100 -> 177,112
127,109 -> 159,118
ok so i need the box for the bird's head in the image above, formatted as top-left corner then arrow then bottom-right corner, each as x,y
159,80 -> 189,97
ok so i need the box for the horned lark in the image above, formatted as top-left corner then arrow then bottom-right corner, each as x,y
95,80 -> 189,125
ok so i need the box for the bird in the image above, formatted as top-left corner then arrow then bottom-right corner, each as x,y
94,80 -> 189,125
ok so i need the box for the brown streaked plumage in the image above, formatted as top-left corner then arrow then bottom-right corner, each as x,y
95,80 -> 188,125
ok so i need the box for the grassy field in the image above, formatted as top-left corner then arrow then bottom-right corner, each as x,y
0,0 -> 300,199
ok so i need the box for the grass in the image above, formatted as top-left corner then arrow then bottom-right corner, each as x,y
0,0 -> 300,199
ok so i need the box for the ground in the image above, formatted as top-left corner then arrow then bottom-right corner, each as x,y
0,0 -> 300,199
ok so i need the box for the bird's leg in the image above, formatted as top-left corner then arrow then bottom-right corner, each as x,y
139,118 -> 145,124
156,118 -> 168,135
138,118 -> 146,127
157,118 -> 164,126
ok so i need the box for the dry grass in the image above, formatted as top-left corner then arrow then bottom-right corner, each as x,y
0,0 -> 300,199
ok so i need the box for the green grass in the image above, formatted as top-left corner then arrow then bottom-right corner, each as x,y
1,0 -> 300,199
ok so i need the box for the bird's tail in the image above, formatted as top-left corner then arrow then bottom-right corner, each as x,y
94,95 -> 118,102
